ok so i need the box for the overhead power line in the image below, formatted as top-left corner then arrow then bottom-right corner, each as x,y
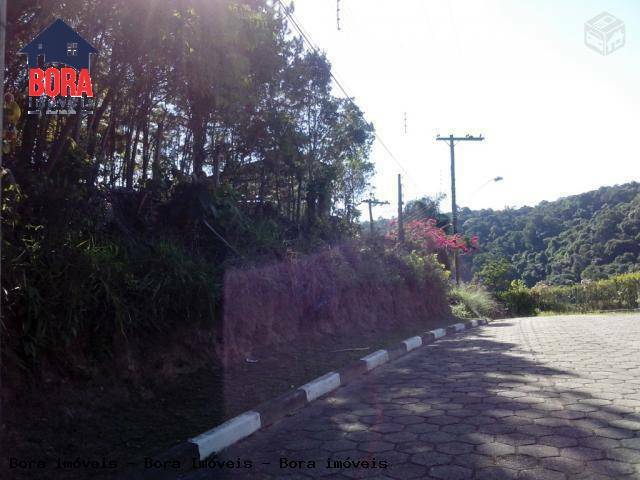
275,0 -> 421,189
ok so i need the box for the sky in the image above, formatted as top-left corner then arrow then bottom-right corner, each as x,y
288,0 -> 640,219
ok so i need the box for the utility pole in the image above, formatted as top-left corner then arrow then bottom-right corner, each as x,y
362,197 -> 389,234
397,174 -> 405,244
436,134 -> 485,284
403,112 -> 407,134
336,0 -> 341,30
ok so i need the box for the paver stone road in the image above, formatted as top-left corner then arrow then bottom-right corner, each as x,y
182,314 -> 640,480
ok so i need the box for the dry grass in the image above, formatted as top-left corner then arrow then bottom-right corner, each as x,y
219,243 -> 451,365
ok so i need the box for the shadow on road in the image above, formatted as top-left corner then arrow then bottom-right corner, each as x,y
479,322 -> 514,327
186,320 -> 640,479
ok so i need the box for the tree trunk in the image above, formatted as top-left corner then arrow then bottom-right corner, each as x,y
122,124 -> 135,189
211,140 -> 221,188
18,114 -> 38,165
190,115 -> 206,176
72,115 -> 82,142
295,176 -> 302,227
180,131 -> 192,174
152,119 -> 164,180
126,125 -> 140,189
141,118 -> 150,180
46,118 -> 75,174
87,88 -> 115,157
32,114 -> 51,165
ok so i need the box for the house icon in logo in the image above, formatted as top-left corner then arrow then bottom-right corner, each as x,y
19,19 -> 97,70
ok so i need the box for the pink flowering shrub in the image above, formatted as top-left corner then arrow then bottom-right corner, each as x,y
386,218 -> 479,255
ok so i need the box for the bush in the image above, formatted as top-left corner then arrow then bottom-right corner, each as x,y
533,272 -> 640,313
499,280 -> 537,317
473,257 -> 516,292
450,283 -> 500,319
0,154 -> 229,374
3,234 -> 220,370
403,250 -> 450,286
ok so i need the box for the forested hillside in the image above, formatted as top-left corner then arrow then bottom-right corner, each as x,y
459,182 -> 640,286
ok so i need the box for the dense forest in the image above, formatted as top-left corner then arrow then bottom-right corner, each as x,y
459,182 -> 640,286
5,0 -> 374,228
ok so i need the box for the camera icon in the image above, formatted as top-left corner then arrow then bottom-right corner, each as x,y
585,12 -> 625,56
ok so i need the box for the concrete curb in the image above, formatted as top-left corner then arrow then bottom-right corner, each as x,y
129,318 -> 489,479
191,411 -> 261,460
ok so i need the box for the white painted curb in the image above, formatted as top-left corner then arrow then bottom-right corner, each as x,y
300,372 -> 341,401
361,350 -> 389,371
191,411 -> 261,459
164,320 -> 490,464
430,328 -> 446,339
403,336 -> 422,352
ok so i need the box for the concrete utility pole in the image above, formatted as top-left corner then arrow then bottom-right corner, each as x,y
336,0 -> 341,30
397,174 -> 405,244
436,134 -> 485,284
362,197 -> 389,234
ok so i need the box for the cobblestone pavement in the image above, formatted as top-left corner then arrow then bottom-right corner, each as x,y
184,314 -> 640,479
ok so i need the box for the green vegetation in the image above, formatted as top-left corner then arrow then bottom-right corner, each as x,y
474,257 -> 516,292
369,185 -> 640,319
465,272 -> 640,317
498,280 -> 537,317
2,0 -> 378,377
460,183 -> 640,286
450,283 -> 500,319
533,272 -> 640,313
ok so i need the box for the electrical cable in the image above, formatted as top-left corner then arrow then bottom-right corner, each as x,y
276,0 -> 422,190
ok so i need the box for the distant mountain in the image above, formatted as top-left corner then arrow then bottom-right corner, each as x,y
458,182 -> 640,286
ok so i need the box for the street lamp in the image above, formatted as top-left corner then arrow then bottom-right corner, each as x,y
469,176 -> 503,200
